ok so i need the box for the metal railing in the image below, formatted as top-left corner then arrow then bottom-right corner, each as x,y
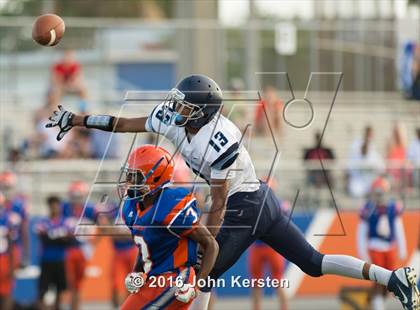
2,158 -> 418,215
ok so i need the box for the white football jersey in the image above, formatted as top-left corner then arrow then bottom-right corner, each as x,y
145,103 -> 260,196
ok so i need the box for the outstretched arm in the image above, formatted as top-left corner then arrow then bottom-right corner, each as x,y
71,114 -> 148,133
46,105 -> 149,141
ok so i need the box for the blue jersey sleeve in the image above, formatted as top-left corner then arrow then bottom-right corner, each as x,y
84,204 -> 97,222
166,199 -> 201,238
145,103 -> 174,135
360,202 -> 371,221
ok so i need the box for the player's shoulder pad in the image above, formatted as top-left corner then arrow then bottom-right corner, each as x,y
146,102 -> 174,133
153,187 -> 197,225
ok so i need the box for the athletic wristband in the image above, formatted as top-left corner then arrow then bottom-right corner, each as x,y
83,115 -> 115,131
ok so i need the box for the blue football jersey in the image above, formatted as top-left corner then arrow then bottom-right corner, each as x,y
5,197 -> 28,245
122,187 -> 200,276
0,208 -> 12,255
62,201 -> 97,247
360,199 -> 402,242
35,216 -> 71,262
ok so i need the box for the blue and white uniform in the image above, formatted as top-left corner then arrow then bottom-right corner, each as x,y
146,103 -> 259,196
144,103 -> 325,290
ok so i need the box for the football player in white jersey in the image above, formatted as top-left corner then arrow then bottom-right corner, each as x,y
47,74 -> 419,310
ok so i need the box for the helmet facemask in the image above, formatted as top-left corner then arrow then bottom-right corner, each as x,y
118,167 -> 150,201
117,157 -> 168,202
164,88 -> 205,127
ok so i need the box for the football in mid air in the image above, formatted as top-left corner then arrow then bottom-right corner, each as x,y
32,14 -> 65,46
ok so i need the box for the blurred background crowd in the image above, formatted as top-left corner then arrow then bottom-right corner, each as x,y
0,0 -> 419,309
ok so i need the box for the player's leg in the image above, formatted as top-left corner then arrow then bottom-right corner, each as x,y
66,248 -> 86,310
192,203 -> 259,310
261,186 -> 419,309
112,247 -> 136,309
55,261 -> 67,310
266,248 -> 288,310
0,255 -> 13,310
37,261 -> 50,309
369,249 -> 386,310
248,245 -> 264,310
261,206 -> 390,281
111,248 -> 122,309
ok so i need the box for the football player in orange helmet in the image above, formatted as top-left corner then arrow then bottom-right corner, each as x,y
119,145 -> 218,310
62,180 -> 97,310
0,171 -> 29,271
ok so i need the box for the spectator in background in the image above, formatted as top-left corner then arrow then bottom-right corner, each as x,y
60,127 -> 92,159
36,196 -> 72,310
0,192 -> 15,310
357,177 -> 407,310
400,41 -> 420,100
26,91 -> 67,159
411,43 -> 420,100
90,129 -> 120,159
347,126 -> 384,198
303,130 -> 335,189
50,50 -> 88,107
407,128 -> 420,188
400,42 -> 416,98
254,85 -> 283,136
386,123 -> 408,192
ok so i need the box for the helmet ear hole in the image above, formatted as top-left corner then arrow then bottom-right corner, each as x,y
154,176 -> 161,183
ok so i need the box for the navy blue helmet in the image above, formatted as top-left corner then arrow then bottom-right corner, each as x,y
167,74 -> 223,128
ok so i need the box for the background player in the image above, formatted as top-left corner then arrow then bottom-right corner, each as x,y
358,176 -> 407,310
0,192 -> 15,310
0,171 -> 30,269
96,198 -> 137,309
119,145 -> 218,309
47,74 -> 420,310
36,195 -> 73,310
248,178 -> 288,310
62,181 -> 97,310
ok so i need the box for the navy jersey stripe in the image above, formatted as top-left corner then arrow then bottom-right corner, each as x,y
211,142 -> 239,170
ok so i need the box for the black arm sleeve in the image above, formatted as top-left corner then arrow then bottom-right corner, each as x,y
83,115 -> 115,131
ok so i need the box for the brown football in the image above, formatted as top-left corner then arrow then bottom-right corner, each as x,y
32,14 -> 65,46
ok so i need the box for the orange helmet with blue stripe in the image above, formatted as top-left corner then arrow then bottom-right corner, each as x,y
371,176 -> 390,193
0,171 -> 17,189
119,145 -> 174,201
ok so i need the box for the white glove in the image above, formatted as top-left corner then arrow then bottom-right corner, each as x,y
125,272 -> 146,294
175,283 -> 197,303
45,105 -> 74,141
